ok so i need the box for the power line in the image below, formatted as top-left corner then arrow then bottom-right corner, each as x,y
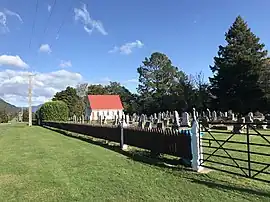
43,0 -> 57,35
54,0 -> 74,46
29,0 -> 39,49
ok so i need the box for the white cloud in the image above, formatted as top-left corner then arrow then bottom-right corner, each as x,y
0,69 -> 83,106
0,8 -> 23,33
48,5 -> 52,12
0,55 -> 29,69
3,9 -> 23,23
39,44 -> 52,54
109,40 -> 144,55
59,60 -> 72,68
74,3 -> 107,35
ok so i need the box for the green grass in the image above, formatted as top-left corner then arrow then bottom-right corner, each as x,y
0,124 -> 269,201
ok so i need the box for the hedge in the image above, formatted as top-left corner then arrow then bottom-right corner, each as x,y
39,101 -> 69,122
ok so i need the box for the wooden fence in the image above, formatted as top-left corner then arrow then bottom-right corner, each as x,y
42,121 -> 192,160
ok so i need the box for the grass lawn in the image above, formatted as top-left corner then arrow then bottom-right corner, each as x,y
0,124 -> 269,201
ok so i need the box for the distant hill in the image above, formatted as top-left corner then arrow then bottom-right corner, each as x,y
0,98 -> 20,115
0,98 -> 43,114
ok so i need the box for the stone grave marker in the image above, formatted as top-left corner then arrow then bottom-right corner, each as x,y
212,111 -> 217,121
207,108 -> 211,118
181,112 -> 190,127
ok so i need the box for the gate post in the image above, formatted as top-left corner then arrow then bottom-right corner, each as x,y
191,108 -> 204,172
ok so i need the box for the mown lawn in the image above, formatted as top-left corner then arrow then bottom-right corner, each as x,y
0,124 -> 269,201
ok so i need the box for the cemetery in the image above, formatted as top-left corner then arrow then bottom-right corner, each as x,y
40,107 -> 270,183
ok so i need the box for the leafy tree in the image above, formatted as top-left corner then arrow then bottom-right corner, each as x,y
52,87 -> 84,117
87,84 -> 109,95
39,101 -> 69,121
76,83 -> 88,98
209,16 -> 268,114
193,72 -> 211,111
137,52 -> 186,114
22,108 -> 29,122
0,110 -> 8,123
105,82 -> 136,113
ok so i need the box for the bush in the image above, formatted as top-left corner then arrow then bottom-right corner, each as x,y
0,111 -> 8,123
39,101 -> 69,122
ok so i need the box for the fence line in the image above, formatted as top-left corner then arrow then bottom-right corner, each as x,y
42,121 -> 193,160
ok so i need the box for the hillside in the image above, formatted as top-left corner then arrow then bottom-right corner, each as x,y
0,98 -> 20,114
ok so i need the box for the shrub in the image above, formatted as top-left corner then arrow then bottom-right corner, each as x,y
0,111 -> 8,123
39,101 -> 69,122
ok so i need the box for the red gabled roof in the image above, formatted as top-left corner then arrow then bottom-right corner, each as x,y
88,95 -> 124,110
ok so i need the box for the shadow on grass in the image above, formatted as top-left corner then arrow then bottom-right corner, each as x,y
43,126 -> 191,172
43,126 -> 270,198
186,177 -> 270,198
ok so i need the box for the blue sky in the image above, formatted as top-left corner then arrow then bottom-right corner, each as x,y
1,0 -> 270,106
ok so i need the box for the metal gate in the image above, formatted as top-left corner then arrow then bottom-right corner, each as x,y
199,121 -> 270,183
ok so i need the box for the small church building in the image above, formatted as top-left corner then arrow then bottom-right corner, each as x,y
85,95 -> 124,120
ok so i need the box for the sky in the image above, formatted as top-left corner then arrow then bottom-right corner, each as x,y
1,0 -> 270,107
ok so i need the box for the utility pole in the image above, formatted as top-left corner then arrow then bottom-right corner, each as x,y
28,73 -> 36,126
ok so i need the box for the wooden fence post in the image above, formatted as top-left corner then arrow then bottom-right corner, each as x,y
191,109 -> 204,172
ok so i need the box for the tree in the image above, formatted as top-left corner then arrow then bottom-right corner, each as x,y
39,101 -> 69,121
0,110 -> 8,123
105,82 -> 136,113
87,84 -> 109,95
137,52 -> 186,114
193,72 -> 211,111
22,108 -> 29,122
76,83 -> 88,98
209,16 -> 268,114
52,87 -> 84,117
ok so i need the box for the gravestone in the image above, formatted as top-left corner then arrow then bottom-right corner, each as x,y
125,114 -> 130,125
158,113 -> 162,121
81,115 -> 85,124
224,112 -> 228,118
161,112 -> 165,120
99,115 -> 103,125
218,111 -> 223,119
202,111 -> 206,118
246,115 -> 253,123
73,115 -> 77,123
207,108 -> 211,119
150,115 -> 154,123
212,111 -> 217,121
138,114 -> 146,129
172,110 -> 180,129
181,112 -> 190,127
248,112 -> 254,118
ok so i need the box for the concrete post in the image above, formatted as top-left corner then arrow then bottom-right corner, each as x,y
191,108 -> 204,172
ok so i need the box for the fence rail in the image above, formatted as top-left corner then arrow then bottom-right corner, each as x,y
42,121 -> 192,160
